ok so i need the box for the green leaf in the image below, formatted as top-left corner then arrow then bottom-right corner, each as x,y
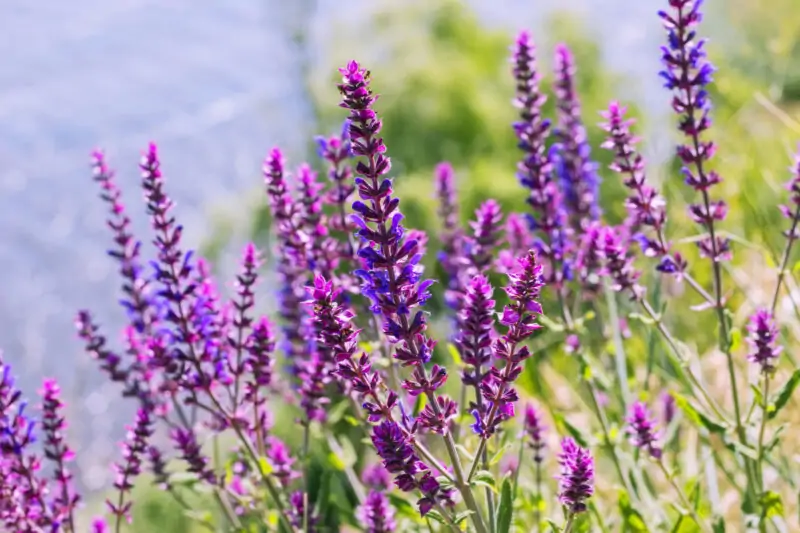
618,489 -> 650,532
729,327 -> 743,352
454,510 -> 474,526
545,519 -> 561,532
489,442 -> 514,466
769,369 -> 800,420
673,393 -> 728,434
472,470 -> 498,492
712,515 -> 726,533
723,437 -> 759,461
327,452 -> 347,471
496,477 -> 513,533
628,312 -> 655,325
554,413 -> 591,448
750,384 -> 765,408
760,491 -> 784,518
425,510 -> 447,525
326,400 -> 350,425
448,343 -> 464,367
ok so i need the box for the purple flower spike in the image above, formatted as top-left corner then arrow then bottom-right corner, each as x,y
523,403 -> 546,463
266,436 -> 300,488
497,213 -> 534,274
553,44 -> 601,231
626,401 -> 662,459
466,199 -> 505,272
91,150 -> 158,335
598,226 -> 644,300
659,0 -> 730,262
339,60 -> 453,419
557,437 -> 594,514
600,102 -> 671,260
371,421 -> 450,516
662,392 -> 677,425
316,121 -> 356,237
746,309 -> 782,375
40,379 -> 79,527
434,161 -> 464,285
171,428 -> 216,484
358,489 -> 397,533
363,463 -> 392,490
308,275 -> 398,422
108,408 -> 153,523
475,251 -> 543,437
289,491 -> 319,532
511,31 -> 571,287
780,145 -> 800,241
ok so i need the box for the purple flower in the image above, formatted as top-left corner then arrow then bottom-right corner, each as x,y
265,436 -> 300,489
339,60 -> 452,418
316,121 -> 356,238
92,517 -> 109,533
244,317 -> 275,408
475,251 -> 543,437
553,44 -> 601,231
40,379 -> 78,528
358,489 -> 397,533
263,148 -> 310,372
497,213 -> 534,274
362,463 -> 392,490
598,226 -> 644,300
0,358 -> 54,530
455,275 -> 496,419
289,491 -> 318,532
511,31 -> 571,287
91,150 -> 158,335
523,403 -> 546,464
557,437 -> 594,514
296,353 -> 332,423
434,161 -> 464,286
308,275 -> 398,423
296,163 -> 338,280
229,243 -> 260,399
466,200 -> 504,272
626,401 -> 662,459
779,145 -> 800,241
371,421 -> 449,516
600,101 -> 670,260
108,408 -> 154,523
662,392 -> 677,425
171,428 -> 216,484
746,310 -> 782,374
659,0 -> 730,262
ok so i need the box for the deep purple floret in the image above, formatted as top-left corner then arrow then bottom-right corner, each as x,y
779,145 -> 800,242
338,60 -> 453,420
371,421 -> 449,516
557,437 -> 594,514
511,31 -> 572,287
434,161 -> 464,288
265,436 -> 300,489
600,101 -> 672,262
91,150 -> 158,335
171,428 -> 216,484
108,408 -> 154,523
523,403 -> 546,464
307,275 -> 399,423
553,44 -> 601,231
289,491 -> 319,532
455,275 -> 496,418
659,0 -> 730,263
626,401 -> 662,459
474,251 -> 543,438
746,309 -> 782,374
597,225 -> 644,300
40,379 -> 79,528
358,489 -> 397,533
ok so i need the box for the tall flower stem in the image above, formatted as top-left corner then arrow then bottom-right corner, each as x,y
756,374 -> 770,533
604,282 -> 630,405
772,213 -> 800,313
658,459 -> 711,533
563,512 -> 575,533
584,369 -> 633,498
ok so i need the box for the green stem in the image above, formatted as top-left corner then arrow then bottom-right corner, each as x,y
658,460 -> 711,533
585,377 -> 634,498
604,282 -> 630,406
301,421 -> 311,533
757,374 -> 771,533
771,208 -> 800,313
639,300 -> 726,421
563,512 -> 575,533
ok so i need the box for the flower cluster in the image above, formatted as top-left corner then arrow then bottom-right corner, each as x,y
557,438 -> 595,514
746,310 -> 782,375
626,401 -> 662,459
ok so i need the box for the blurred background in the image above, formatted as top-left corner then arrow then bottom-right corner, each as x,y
2,0 -> 800,527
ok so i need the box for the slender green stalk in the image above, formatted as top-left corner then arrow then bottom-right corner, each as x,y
771,209 -> 800,313
325,431 -> 366,503
757,374 -> 771,533
535,458 -> 543,533
604,282 -> 630,406
563,512 -> 576,533
658,460 -> 712,533
301,421 -> 311,533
